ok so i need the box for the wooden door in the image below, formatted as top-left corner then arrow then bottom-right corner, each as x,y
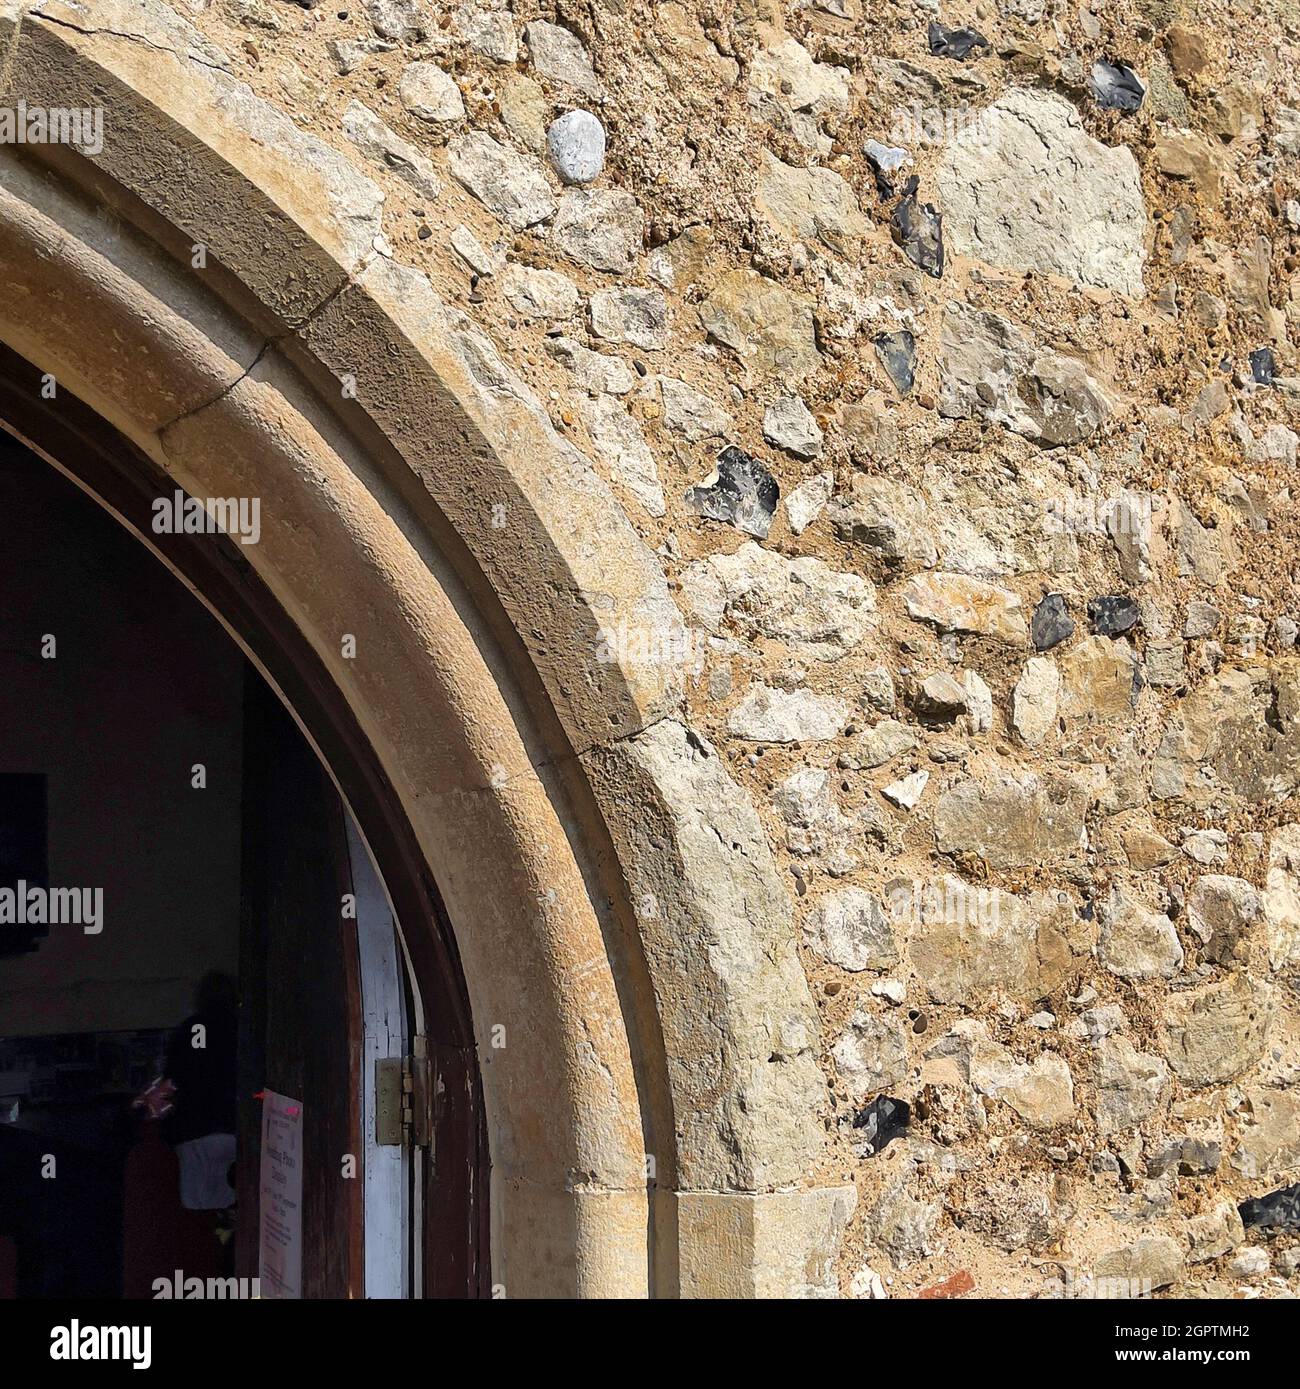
234,669 -> 364,1297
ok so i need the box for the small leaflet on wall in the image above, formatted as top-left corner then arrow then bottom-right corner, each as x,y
258,1089 -> 304,1299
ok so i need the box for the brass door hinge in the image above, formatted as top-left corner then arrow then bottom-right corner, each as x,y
375,1039 -> 431,1148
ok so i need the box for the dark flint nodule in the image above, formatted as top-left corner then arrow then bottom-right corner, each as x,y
1250,347 -> 1277,385
684,443 -> 779,540
927,21 -> 989,60
1149,1137 -> 1220,1178
891,178 -> 944,278
853,1095 -> 910,1156
1031,592 -> 1074,651
1239,1182 -> 1300,1232
1087,594 -> 1141,637
1088,60 -> 1146,111
874,329 -> 916,395
865,144 -> 905,198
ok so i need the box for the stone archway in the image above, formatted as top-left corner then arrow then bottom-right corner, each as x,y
0,0 -> 849,1297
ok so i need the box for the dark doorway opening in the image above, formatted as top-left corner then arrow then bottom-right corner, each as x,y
0,434 -> 368,1296
0,398 -> 486,1297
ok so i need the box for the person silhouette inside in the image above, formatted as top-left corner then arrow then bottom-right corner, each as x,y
142,971 -> 238,1211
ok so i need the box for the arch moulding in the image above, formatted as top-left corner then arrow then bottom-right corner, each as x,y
0,0 -> 855,1297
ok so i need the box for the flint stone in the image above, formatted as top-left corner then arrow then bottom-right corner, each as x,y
928,21 -> 989,59
546,109 -> 606,185
699,270 -> 822,382
938,302 -> 1112,447
1239,1183 -> 1300,1233
805,887 -> 899,971
1250,347 -> 1277,386
933,773 -> 1088,870
854,1096 -> 910,1155
763,396 -> 824,459
679,541 -> 875,660
1095,1037 -> 1169,1134
448,131 -> 555,229
1031,593 -> 1074,651
902,571 -> 1026,643
1162,975 -> 1271,1086
524,20 -> 597,93
936,88 -> 1147,298
684,445 -> 779,539
1089,60 -> 1146,111
1088,594 -> 1142,637
874,330 -> 916,394
552,188 -> 642,272
833,1007 -> 909,1097
891,186 -> 944,277
865,140 -> 912,175
727,684 -> 849,743
590,288 -> 669,349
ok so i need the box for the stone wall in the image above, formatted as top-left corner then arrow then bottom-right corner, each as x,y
29,0 -> 1300,1295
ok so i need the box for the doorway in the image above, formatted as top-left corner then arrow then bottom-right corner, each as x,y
0,418 -> 484,1297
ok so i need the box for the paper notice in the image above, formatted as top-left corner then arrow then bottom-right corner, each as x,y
258,1089 -> 304,1299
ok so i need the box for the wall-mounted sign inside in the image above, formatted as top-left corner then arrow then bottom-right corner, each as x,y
258,1089 -> 304,1299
